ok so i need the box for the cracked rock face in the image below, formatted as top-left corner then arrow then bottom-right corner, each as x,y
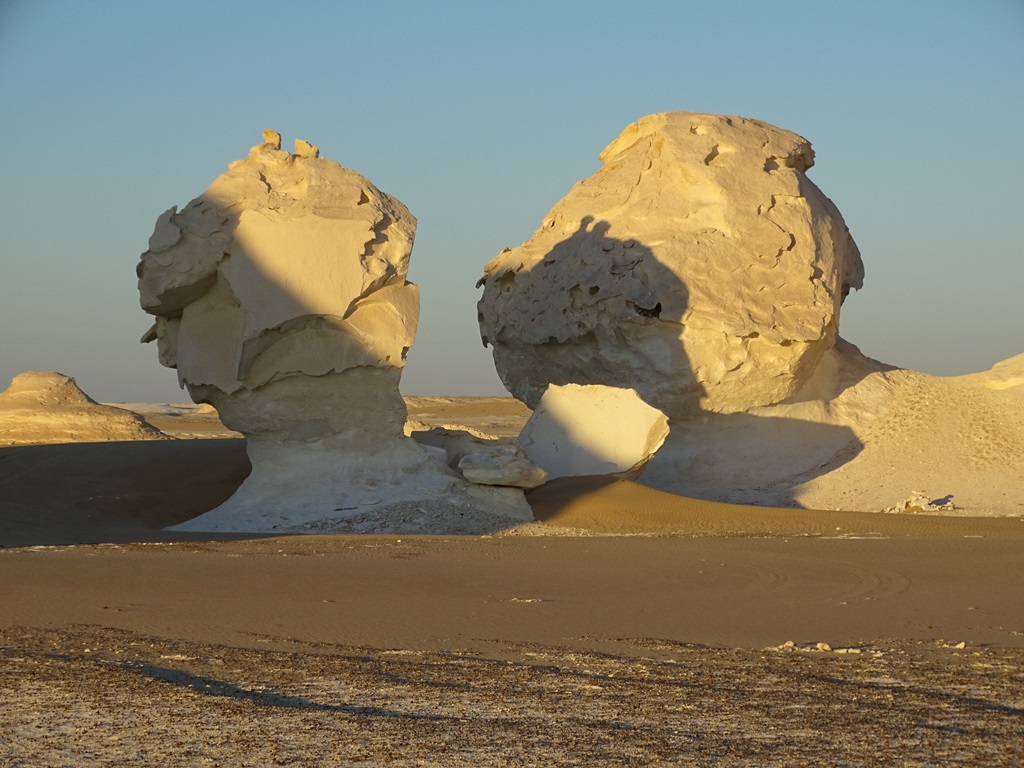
137,131 -> 418,447
137,133 -> 534,533
477,112 -> 864,418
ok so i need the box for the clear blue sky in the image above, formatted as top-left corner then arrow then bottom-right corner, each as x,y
1,0 -> 1021,402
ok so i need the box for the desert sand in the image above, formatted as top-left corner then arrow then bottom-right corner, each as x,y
2,397 -> 1023,765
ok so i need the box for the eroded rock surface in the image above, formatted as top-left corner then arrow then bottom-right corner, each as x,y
138,131 -> 418,446
0,372 -> 167,445
478,112 -> 863,418
137,133 -> 531,532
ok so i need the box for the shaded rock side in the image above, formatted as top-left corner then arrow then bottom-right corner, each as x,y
457,445 -> 548,488
478,112 -> 863,419
0,372 -> 168,445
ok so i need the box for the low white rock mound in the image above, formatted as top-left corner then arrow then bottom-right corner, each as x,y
518,384 -> 669,479
478,111 -> 863,419
0,372 -> 167,445
640,344 -> 1024,517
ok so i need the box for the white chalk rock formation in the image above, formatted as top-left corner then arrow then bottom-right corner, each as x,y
137,132 -> 531,533
138,131 -> 419,439
406,426 -> 547,489
518,384 -> 669,479
0,372 -> 167,445
478,112 -> 863,419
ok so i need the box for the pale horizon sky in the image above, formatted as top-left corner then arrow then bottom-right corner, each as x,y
1,0 -> 1022,403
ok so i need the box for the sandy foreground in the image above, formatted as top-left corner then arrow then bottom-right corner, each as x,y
1,398 -> 1023,765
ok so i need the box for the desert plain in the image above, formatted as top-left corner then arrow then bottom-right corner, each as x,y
3,116 -> 1023,765
2,395 -> 1023,767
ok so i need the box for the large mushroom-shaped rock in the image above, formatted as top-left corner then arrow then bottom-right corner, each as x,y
477,111 -> 864,419
0,372 -> 167,445
137,133 -> 531,533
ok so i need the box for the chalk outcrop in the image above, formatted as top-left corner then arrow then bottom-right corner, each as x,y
518,384 -> 669,479
138,131 -> 419,446
0,372 -> 167,445
138,132 -> 531,533
478,112 -> 863,419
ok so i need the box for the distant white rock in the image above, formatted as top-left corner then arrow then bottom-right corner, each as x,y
517,384 -> 669,479
138,132 -> 532,533
0,371 -> 167,445
478,111 -> 863,419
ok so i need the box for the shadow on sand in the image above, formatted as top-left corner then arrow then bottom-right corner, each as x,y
0,439 -> 254,547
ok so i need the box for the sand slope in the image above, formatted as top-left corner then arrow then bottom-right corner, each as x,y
642,354 -> 1024,517
794,367 -> 1024,515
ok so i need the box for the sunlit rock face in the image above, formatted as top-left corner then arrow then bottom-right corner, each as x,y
477,112 -> 864,419
137,132 -> 531,533
0,371 -> 167,445
517,384 -> 669,479
138,130 -> 418,447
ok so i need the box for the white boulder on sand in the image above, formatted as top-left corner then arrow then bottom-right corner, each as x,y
137,131 -> 531,533
517,384 -> 669,479
0,372 -> 167,445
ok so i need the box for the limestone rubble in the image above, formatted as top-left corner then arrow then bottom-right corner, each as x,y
478,112 -> 864,419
